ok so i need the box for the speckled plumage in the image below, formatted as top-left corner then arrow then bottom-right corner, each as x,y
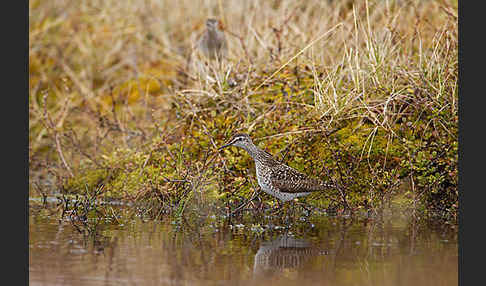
198,18 -> 227,60
219,133 -> 335,202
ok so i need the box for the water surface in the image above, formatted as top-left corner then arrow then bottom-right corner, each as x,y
29,204 -> 457,286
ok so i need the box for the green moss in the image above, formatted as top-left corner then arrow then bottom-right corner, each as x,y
60,74 -> 457,220
31,2 -> 457,221
64,168 -> 109,194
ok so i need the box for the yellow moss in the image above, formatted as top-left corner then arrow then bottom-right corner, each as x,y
64,169 -> 109,194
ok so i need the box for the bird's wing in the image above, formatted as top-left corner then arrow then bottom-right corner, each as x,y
270,164 -> 334,194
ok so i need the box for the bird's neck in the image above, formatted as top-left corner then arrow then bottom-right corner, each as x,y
207,29 -> 219,38
243,144 -> 272,161
242,143 -> 261,158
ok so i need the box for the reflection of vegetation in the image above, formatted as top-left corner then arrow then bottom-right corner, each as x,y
29,0 -> 458,222
29,203 -> 457,286
57,185 -> 121,236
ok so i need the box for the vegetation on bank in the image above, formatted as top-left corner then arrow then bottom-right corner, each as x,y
29,0 -> 458,222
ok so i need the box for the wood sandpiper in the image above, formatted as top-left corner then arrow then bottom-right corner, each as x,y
198,18 -> 227,60
219,133 -> 335,202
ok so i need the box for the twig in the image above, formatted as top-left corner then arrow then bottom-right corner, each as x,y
253,23 -> 342,92
231,189 -> 261,215
42,93 -> 74,178
225,29 -> 253,65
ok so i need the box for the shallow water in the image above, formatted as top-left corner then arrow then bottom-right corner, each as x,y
29,203 -> 457,286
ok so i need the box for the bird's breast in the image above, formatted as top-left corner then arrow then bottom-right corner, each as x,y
255,163 -> 272,192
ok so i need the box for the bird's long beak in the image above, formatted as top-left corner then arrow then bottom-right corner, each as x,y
218,142 -> 232,151
218,138 -> 235,151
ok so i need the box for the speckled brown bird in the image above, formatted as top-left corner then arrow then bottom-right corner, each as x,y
219,133 -> 335,202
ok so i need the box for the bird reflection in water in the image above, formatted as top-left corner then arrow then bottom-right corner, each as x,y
253,235 -> 329,278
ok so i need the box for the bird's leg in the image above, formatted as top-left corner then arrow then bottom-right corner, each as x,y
257,195 -> 264,212
296,199 -> 312,216
283,202 -> 293,227
302,203 -> 312,217
269,198 -> 281,216
291,201 -> 297,224
281,202 -> 287,224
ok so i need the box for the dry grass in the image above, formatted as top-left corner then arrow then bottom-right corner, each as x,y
29,0 -> 458,218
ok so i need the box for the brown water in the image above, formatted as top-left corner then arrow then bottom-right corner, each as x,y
29,203 -> 457,286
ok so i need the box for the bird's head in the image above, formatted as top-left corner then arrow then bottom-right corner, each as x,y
205,18 -> 221,31
218,133 -> 254,151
